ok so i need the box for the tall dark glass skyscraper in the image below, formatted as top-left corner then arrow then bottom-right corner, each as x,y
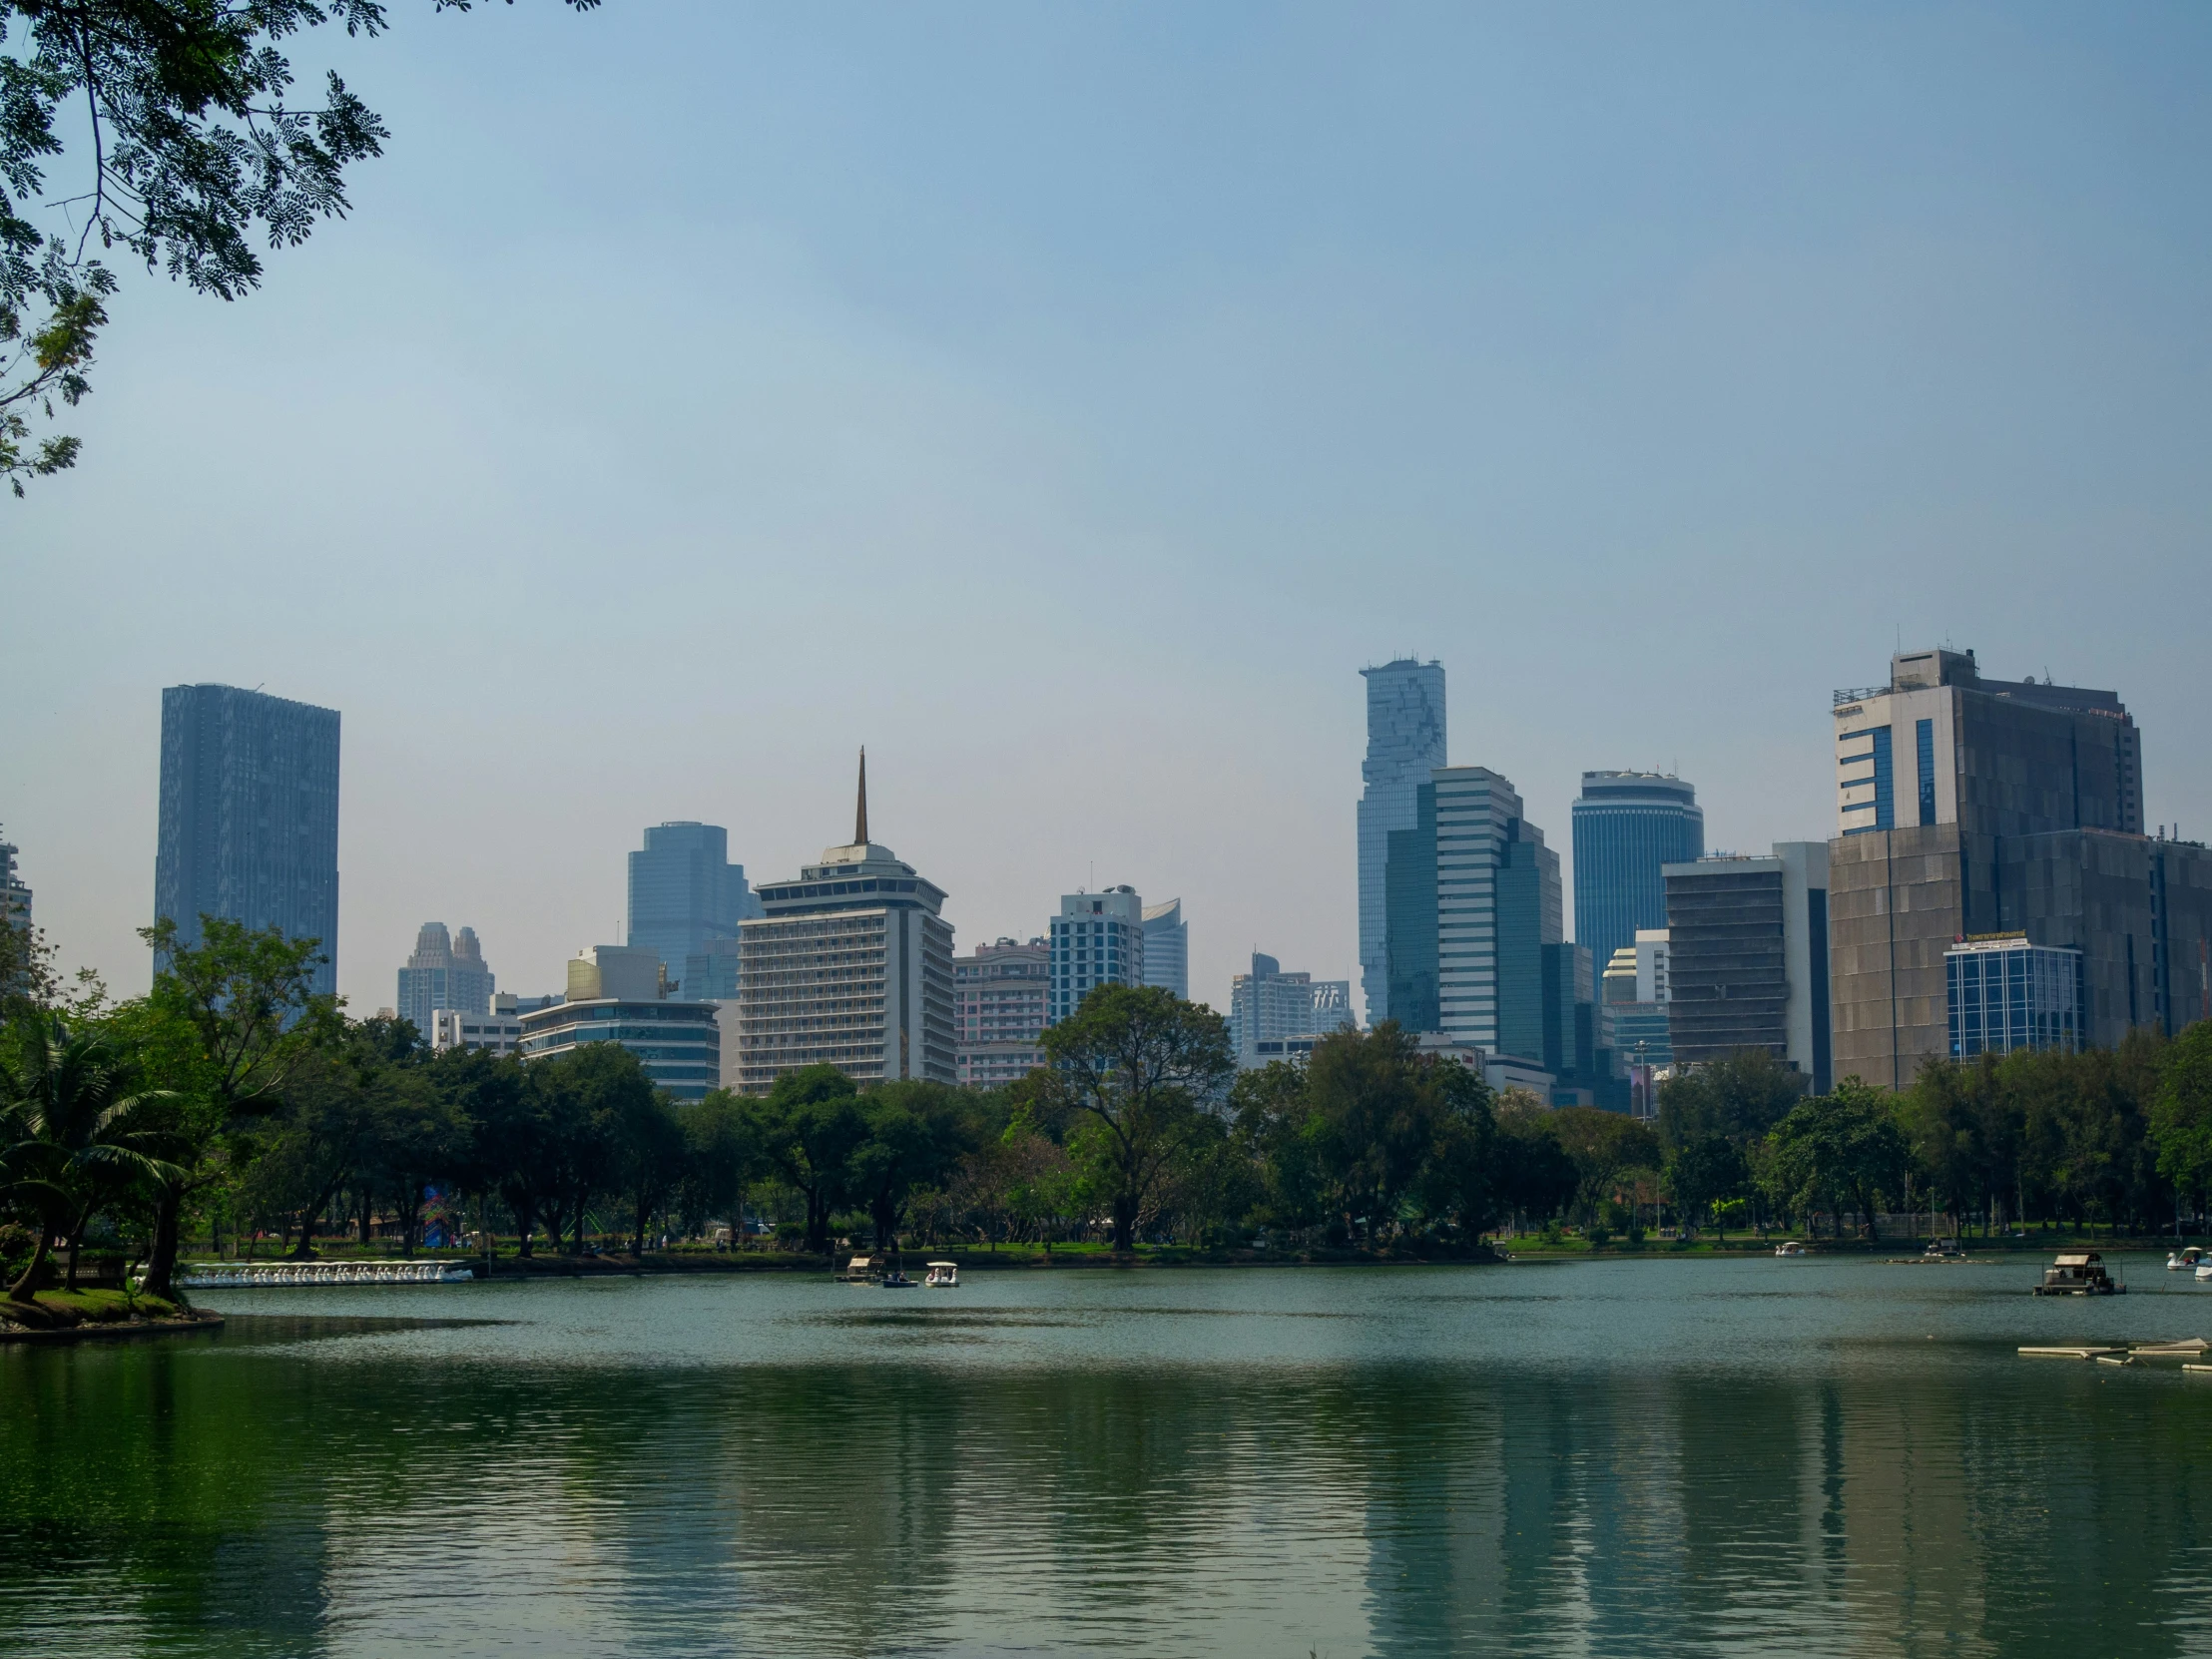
1570,772 -> 1703,993
627,822 -> 762,992
1358,659 -> 1445,1027
155,684 -> 341,997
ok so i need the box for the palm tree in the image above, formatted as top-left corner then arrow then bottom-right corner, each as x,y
0,1012 -> 177,1304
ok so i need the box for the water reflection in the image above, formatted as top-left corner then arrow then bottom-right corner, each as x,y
7,1267 -> 2212,1657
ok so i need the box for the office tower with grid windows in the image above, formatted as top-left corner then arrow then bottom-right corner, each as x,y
627,822 -> 763,993
1048,885 -> 1145,1025
1140,899 -> 1188,999
154,684 -> 340,997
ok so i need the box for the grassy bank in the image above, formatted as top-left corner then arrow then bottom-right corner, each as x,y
0,1285 -> 206,1337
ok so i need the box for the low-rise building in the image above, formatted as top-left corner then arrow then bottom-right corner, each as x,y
430,1002 -> 526,1056
1945,934 -> 2086,1058
955,937 -> 1050,1087
518,997 -> 721,1101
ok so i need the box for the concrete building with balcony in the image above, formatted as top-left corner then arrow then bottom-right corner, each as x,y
732,753 -> 955,1094
954,937 -> 1050,1087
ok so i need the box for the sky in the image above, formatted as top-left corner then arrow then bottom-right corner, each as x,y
8,1 -> 2212,1018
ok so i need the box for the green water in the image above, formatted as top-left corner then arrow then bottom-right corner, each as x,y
7,1253 -> 2212,1657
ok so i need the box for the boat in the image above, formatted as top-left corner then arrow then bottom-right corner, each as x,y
2195,1260 -> 2212,1283
2169,1246 -> 2205,1271
924,1261 -> 959,1288
839,1255 -> 879,1285
1774,1241 -> 1809,1258
2031,1251 -> 2125,1296
880,1270 -> 916,1289
1924,1236 -> 1964,1259
170,1260 -> 475,1289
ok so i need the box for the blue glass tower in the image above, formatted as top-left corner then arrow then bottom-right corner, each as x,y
1570,773 -> 1703,998
155,684 -> 340,997
627,823 -> 762,992
1358,660 -> 1446,1027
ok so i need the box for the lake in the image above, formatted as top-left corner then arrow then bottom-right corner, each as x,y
7,1251 -> 2212,1657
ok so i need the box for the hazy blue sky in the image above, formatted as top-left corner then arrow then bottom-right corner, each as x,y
9,1 -> 2212,1016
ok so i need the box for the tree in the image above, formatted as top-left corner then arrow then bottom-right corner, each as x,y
1767,1081 -> 1909,1239
0,0 -> 600,493
2154,1022 -> 2212,1220
1486,1095 -> 1579,1232
676,1089 -> 759,1241
1666,1136 -> 1748,1237
847,1082 -> 974,1251
747,1065 -> 867,1255
1658,1049 -> 1806,1152
0,1011 -> 175,1306
1303,1023 -> 1449,1241
1037,984 -> 1233,1253
1549,1107 -> 1661,1226
131,915 -> 334,1297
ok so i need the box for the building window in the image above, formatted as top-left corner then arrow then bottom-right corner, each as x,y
1916,718 -> 1936,827
1868,726 -> 1894,831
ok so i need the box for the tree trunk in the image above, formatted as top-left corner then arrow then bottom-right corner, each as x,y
141,1183 -> 185,1302
1111,1191 -> 1138,1253
7,1213 -> 56,1303
358,1187 -> 373,1249
514,1196 -> 536,1258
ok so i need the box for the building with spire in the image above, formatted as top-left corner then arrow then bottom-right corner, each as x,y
732,751 -> 956,1093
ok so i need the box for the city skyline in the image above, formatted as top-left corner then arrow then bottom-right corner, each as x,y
11,8 -> 2212,1024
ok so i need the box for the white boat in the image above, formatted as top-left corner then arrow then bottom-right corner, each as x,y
2170,1246 -> 2205,1271
1775,1241 -> 1809,1258
2195,1261 -> 2212,1283
169,1260 -> 475,1289
924,1261 -> 959,1288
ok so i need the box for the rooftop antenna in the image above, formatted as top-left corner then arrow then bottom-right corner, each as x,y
854,747 -> 868,844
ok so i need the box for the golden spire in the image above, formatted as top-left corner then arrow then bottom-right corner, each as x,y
855,747 -> 868,846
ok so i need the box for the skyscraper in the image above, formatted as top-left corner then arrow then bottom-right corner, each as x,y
1385,765 -> 1612,1103
154,684 -> 340,996
1048,885 -> 1145,1025
1828,647 -> 2212,1086
1358,659 -> 1446,1027
395,922 -> 495,1031
0,836 -> 28,937
1571,772 -> 1703,990
1140,898 -> 1189,999
733,754 -> 956,1093
626,822 -> 762,991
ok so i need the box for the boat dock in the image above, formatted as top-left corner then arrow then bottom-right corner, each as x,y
171,1261 -> 476,1289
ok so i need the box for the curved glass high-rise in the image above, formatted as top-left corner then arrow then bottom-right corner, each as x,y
1570,772 -> 1702,994
1357,660 -> 1445,1027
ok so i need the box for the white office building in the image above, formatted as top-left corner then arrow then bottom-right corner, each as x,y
430,1000 -> 525,1056
1048,885 -> 1146,1025
1227,953 -> 1356,1069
